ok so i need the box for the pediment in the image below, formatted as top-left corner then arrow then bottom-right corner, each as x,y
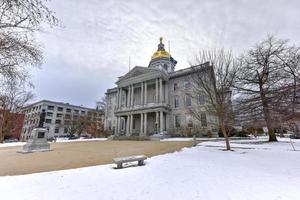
118,66 -> 155,81
116,66 -> 169,87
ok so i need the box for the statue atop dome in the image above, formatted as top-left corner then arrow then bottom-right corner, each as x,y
157,37 -> 165,51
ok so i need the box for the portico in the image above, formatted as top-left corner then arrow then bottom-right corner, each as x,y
113,66 -> 170,136
115,109 -> 168,136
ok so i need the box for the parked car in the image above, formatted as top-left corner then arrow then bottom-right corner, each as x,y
4,138 -> 18,143
290,133 -> 300,139
68,135 -> 79,140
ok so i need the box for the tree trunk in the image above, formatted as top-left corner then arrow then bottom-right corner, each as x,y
220,120 -> 230,150
0,135 -> 4,143
259,85 -> 277,142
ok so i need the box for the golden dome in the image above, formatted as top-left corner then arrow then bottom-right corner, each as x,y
151,50 -> 170,60
151,37 -> 170,60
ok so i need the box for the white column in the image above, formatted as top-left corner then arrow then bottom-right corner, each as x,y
165,83 -> 168,104
144,81 -> 147,105
160,111 -> 164,132
159,78 -> 163,103
116,116 -> 120,135
117,89 -> 120,108
155,78 -> 159,103
130,114 -> 133,135
131,85 -> 134,107
126,115 -> 130,136
114,118 -> 117,135
127,86 -> 130,108
156,111 -> 159,133
118,88 -> 122,108
144,113 -> 147,135
141,82 -> 144,105
140,113 -> 143,135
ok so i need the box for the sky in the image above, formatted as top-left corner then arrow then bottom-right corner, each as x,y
31,0 -> 300,108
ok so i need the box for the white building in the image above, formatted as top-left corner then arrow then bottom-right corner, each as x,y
21,100 -> 104,140
105,38 -> 219,138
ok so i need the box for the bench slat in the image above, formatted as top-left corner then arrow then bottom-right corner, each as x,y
113,155 -> 147,163
112,155 -> 147,168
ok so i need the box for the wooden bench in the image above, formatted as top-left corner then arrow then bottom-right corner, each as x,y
113,155 -> 147,169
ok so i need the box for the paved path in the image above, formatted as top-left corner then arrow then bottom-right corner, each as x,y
0,140 -> 193,176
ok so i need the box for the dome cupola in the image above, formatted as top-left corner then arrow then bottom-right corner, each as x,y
148,37 -> 177,72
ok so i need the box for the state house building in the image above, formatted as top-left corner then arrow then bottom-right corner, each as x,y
105,38 -> 219,138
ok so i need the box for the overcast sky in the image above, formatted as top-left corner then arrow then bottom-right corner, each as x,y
31,0 -> 300,108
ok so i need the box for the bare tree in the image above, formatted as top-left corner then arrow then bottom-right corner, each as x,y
189,49 -> 238,150
96,97 -> 107,112
0,78 -> 34,142
85,118 -> 109,138
65,116 -> 88,137
235,35 -> 300,142
0,0 -> 58,81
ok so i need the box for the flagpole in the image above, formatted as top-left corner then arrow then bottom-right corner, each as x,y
168,40 -> 171,71
129,56 -> 131,71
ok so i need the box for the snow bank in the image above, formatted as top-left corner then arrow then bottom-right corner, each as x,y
55,137 -> 108,143
0,138 -> 108,148
0,142 -> 26,148
0,140 -> 299,200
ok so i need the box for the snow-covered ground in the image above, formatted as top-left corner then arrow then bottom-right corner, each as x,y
0,137 -> 107,148
0,138 -> 299,200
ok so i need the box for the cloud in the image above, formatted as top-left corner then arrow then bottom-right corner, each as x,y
32,0 -> 300,107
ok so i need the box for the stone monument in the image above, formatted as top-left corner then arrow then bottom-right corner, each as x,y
18,109 -> 50,153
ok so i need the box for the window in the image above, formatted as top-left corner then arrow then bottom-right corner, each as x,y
81,110 -> 86,114
173,83 -> 178,91
108,121 -> 112,130
175,116 -> 181,128
45,119 -> 52,124
55,128 -> 59,133
46,112 -> 53,117
185,95 -> 192,107
74,110 -> 79,114
55,119 -> 61,124
56,113 -> 62,117
122,94 -> 126,105
66,108 -> 71,113
65,114 -> 71,119
64,128 -> 68,133
184,80 -> 190,89
187,116 -> 193,128
198,95 -> 205,105
121,119 -> 125,131
201,113 -> 207,127
174,96 -> 179,108
163,64 -> 168,70
57,107 -> 63,112
48,105 -> 54,110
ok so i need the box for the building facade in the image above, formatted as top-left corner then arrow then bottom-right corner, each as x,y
21,100 -> 104,140
105,38 -> 219,138
0,109 -> 24,140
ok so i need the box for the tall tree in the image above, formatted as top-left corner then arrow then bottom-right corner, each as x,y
189,49 -> 238,150
235,35 -> 297,142
0,0 -> 58,81
0,0 -> 57,142
0,78 -> 34,142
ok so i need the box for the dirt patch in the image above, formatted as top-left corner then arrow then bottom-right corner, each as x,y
0,140 -> 193,176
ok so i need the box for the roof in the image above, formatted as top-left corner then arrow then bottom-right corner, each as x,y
170,62 -> 211,79
22,100 -> 103,113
